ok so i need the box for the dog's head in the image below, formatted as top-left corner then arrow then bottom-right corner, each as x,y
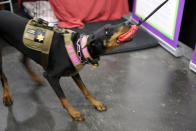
87,22 -> 132,56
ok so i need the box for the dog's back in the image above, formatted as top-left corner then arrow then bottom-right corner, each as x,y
0,11 -> 28,47
0,11 -> 45,64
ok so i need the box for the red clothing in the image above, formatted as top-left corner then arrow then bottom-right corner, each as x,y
18,0 -> 129,28
49,0 -> 129,28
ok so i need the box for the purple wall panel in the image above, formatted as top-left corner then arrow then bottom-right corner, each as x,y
132,0 -> 185,49
192,45 -> 196,64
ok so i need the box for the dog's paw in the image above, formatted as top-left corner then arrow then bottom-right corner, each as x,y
69,110 -> 84,121
3,95 -> 13,107
93,101 -> 107,112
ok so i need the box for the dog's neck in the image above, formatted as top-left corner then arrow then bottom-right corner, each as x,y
86,34 -> 106,59
71,32 -> 108,66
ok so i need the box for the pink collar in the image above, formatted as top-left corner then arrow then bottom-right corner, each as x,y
80,35 -> 94,62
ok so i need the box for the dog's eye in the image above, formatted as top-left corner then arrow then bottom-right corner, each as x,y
105,30 -> 109,35
105,28 -> 110,36
92,43 -> 96,46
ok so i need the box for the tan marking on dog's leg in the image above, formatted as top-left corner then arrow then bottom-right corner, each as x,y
60,98 -> 83,121
45,75 -> 83,121
72,74 -> 107,111
21,55 -> 43,85
1,73 -> 13,106
0,50 -> 13,106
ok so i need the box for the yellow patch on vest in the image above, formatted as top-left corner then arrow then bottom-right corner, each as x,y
23,20 -> 54,54
37,34 -> 44,42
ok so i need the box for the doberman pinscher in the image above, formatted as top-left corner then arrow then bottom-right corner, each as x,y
0,10 -> 132,121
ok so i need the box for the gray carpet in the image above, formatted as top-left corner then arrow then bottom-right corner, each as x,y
1,46 -> 196,131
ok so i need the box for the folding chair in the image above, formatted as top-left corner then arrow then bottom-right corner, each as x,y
0,0 -> 13,12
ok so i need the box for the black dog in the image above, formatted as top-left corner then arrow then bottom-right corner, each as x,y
0,10 -> 131,121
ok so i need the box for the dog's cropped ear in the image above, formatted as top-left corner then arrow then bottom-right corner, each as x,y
71,32 -> 80,41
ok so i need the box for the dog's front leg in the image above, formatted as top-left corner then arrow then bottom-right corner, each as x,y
44,74 -> 83,121
72,73 -> 107,111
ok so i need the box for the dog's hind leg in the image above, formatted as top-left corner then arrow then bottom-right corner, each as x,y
44,74 -> 83,121
0,50 -> 13,106
72,73 -> 107,111
21,55 -> 44,85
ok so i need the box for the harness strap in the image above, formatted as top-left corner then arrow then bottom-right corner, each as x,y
32,18 -> 75,35
40,30 -> 53,69
64,33 -> 84,72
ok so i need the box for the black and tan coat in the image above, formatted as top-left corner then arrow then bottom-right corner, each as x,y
0,10 -> 131,121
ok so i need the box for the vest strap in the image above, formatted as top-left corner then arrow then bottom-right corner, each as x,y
64,33 -> 84,72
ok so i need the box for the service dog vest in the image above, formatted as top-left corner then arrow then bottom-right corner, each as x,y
23,19 -> 54,69
23,18 -> 85,75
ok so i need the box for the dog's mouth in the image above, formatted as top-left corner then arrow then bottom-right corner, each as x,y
102,25 -> 130,52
